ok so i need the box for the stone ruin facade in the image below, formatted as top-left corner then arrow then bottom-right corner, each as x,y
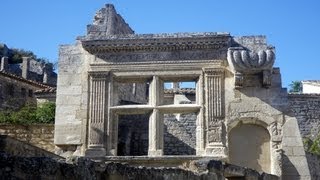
54,4 -> 311,179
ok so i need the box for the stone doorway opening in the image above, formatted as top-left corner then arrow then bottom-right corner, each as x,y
228,123 -> 271,173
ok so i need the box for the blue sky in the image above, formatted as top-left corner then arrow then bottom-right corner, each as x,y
1,0 -> 319,88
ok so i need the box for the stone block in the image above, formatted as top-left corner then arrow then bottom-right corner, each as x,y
292,147 -> 306,156
57,85 -> 82,95
282,137 -> 303,147
54,124 -> 82,145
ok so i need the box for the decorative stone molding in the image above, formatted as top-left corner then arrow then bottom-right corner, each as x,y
81,33 -> 231,56
203,68 -> 226,157
227,47 -> 275,88
227,47 -> 275,73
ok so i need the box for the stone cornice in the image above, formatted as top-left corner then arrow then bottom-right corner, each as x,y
80,32 -> 231,54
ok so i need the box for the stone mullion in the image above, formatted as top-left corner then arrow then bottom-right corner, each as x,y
148,76 -> 164,156
107,74 -> 118,156
203,68 -> 226,157
85,74 -> 108,157
196,75 -> 205,155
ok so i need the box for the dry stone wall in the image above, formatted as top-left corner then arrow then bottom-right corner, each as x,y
0,124 -> 54,152
288,94 -> 320,139
164,113 -> 196,155
0,152 -> 279,180
117,113 -> 197,156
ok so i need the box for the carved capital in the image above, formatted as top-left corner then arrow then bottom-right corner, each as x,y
203,68 -> 224,76
227,47 -> 275,74
88,71 -> 109,80
227,47 -> 275,88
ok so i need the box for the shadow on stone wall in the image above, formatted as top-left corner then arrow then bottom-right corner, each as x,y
118,114 -> 149,156
282,154 -> 299,180
164,132 -> 196,155
305,152 -> 320,180
0,135 -> 60,158
164,113 -> 196,155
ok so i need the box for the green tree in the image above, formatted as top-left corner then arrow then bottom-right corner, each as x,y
35,102 -> 56,124
0,102 -> 55,124
289,81 -> 302,93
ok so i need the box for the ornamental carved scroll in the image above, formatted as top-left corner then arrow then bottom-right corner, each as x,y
227,47 -> 275,88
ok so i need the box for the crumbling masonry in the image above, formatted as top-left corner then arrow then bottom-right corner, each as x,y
54,4 -> 311,179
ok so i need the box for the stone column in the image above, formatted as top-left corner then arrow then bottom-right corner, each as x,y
106,74 -> 118,156
85,73 -> 108,157
148,76 -> 164,156
203,68 -> 226,157
0,56 -> 8,71
196,74 -> 205,155
22,57 -> 30,79
43,64 -> 52,84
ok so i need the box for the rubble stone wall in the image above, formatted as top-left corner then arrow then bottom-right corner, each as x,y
0,152 -> 279,180
164,113 -> 196,155
305,152 -> 320,180
0,124 -> 54,152
117,113 -> 197,156
288,94 -> 320,139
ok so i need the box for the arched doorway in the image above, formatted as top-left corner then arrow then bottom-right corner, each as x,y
228,123 -> 271,173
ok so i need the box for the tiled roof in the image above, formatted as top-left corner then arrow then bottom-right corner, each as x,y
0,70 -> 51,89
34,87 -> 56,94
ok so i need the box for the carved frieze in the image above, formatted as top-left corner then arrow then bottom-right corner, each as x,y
81,33 -> 231,64
95,50 -> 226,63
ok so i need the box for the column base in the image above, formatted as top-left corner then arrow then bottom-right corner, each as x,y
106,149 -> 117,156
148,149 -> 163,156
85,147 -> 106,157
205,146 -> 227,157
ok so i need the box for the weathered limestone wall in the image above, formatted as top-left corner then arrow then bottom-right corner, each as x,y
0,124 -> 54,152
164,113 -> 196,155
288,94 -> 320,139
54,41 -> 91,156
87,4 -> 134,36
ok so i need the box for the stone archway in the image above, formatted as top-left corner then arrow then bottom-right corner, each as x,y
228,123 -> 271,173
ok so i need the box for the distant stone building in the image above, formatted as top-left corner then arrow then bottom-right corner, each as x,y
0,46 -> 57,109
54,4 -> 313,179
302,80 -> 320,94
0,68 -> 51,110
0,45 -> 57,87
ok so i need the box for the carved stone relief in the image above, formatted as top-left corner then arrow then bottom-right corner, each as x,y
227,47 -> 275,88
